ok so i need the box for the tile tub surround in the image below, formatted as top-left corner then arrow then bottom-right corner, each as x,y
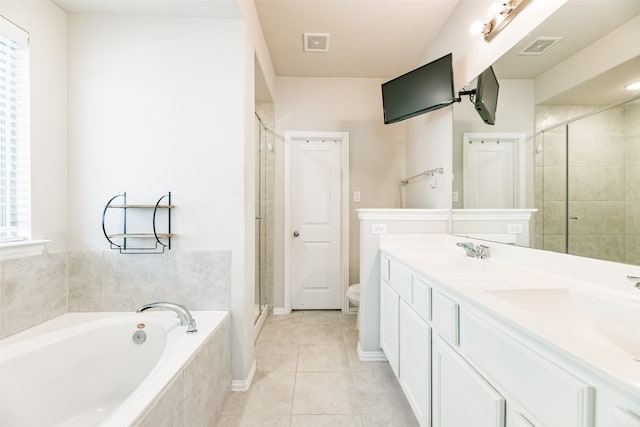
68,250 -> 231,312
134,314 -> 232,427
218,310 -> 419,427
0,249 -> 231,340
0,252 -> 67,338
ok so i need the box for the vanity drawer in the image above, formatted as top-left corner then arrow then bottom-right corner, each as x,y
412,276 -> 432,322
388,259 -> 413,302
460,310 -> 594,427
432,291 -> 459,345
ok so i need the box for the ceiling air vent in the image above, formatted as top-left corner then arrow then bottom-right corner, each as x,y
519,37 -> 562,55
303,33 -> 330,53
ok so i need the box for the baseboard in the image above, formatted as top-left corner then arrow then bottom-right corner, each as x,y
254,304 -> 269,341
357,342 -> 387,362
230,359 -> 256,392
272,307 -> 289,315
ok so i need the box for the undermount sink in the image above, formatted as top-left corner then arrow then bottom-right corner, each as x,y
486,288 -> 640,359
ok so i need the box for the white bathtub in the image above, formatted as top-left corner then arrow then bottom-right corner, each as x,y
0,310 -> 229,427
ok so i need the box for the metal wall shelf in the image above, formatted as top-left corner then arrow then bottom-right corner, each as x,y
102,192 -> 173,254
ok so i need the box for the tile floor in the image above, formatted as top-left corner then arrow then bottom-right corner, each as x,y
218,310 -> 419,427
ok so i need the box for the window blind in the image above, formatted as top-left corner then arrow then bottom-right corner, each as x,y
0,16 -> 30,240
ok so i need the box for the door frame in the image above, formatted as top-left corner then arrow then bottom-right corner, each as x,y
283,130 -> 350,314
462,132 -> 526,208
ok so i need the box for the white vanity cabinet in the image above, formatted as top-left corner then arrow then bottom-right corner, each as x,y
379,252 -> 602,427
432,333 -> 505,427
380,255 -> 431,427
380,280 -> 400,376
399,299 -> 431,427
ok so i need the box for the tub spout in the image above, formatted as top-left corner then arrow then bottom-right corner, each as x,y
136,302 -> 198,334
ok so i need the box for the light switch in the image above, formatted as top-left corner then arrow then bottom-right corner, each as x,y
353,191 -> 361,202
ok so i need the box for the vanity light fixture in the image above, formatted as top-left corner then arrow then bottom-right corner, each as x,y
626,81 -> 640,91
469,0 -> 533,42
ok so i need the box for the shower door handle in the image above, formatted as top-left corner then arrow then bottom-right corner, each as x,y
293,230 -> 300,237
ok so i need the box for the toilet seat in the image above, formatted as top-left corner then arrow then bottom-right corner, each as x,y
347,283 -> 360,298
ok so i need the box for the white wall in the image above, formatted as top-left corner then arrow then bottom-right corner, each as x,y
273,77 -> 407,305
404,107 -> 453,209
403,0 -> 567,210
67,15 -> 246,251
453,79 -> 535,209
1,1 -> 68,252
66,14 -> 253,382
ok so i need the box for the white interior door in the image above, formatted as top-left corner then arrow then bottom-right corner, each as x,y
288,137 -> 342,310
463,134 -> 516,209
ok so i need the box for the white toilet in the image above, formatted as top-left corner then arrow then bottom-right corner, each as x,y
347,283 -> 360,307
347,283 -> 360,329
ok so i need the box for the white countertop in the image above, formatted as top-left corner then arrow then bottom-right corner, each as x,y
379,233 -> 640,395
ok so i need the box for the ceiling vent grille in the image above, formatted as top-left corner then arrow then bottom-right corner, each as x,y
303,33 -> 330,52
519,37 -> 562,55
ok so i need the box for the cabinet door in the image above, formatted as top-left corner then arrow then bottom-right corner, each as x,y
380,281 -> 400,376
399,300 -> 431,427
433,334 -> 505,427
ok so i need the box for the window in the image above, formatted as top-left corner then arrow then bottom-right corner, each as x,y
0,16 -> 30,241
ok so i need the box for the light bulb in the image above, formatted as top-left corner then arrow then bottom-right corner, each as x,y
487,1 -> 505,18
469,21 -> 486,35
626,81 -> 640,91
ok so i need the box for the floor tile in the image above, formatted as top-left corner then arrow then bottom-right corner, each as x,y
256,342 -> 299,373
220,310 -> 419,426
222,371 -> 295,415
299,323 -> 344,345
297,343 -> 350,372
360,412 -> 420,427
292,372 -> 359,415
291,414 -> 363,427
217,415 -> 291,427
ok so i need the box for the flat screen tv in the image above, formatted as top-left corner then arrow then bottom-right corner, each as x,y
381,53 -> 454,125
475,66 -> 499,125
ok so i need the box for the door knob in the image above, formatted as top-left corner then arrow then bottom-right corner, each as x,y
293,231 -> 300,237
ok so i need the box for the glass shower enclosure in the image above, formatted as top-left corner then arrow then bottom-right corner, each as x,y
254,112 -> 274,324
535,97 -> 640,264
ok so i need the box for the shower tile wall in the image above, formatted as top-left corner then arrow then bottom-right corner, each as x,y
535,100 -> 640,264
626,101 -> 640,264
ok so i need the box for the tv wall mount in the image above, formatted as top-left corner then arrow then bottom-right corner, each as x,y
453,89 -> 477,104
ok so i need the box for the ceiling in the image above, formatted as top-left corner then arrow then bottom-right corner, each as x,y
254,0 -> 459,79
51,0 -> 640,105
52,0 -> 242,18
492,0 -> 640,105
255,0 -> 640,105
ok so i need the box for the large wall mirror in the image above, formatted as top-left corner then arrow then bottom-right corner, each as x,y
452,1 -> 640,264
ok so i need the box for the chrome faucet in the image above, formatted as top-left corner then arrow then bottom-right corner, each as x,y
456,242 -> 490,259
627,275 -> 640,290
136,302 -> 198,334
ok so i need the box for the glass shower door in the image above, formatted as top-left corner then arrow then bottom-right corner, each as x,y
255,115 -> 265,323
566,104 -> 627,263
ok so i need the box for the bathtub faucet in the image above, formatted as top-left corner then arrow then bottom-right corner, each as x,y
136,302 -> 198,334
